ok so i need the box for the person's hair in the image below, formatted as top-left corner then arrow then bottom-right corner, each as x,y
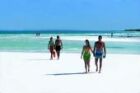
57,35 -> 60,39
98,35 -> 102,39
85,39 -> 91,48
50,37 -> 53,39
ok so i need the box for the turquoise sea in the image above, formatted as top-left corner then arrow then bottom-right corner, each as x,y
0,30 -> 140,54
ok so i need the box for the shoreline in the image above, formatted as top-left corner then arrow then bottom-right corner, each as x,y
1,51 -> 140,55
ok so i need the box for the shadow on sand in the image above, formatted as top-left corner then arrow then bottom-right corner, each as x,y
47,72 -> 95,76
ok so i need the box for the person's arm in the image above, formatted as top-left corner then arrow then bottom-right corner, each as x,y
54,40 -> 57,48
61,40 -> 63,49
93,42 -> 96,57
81,46 -> 84,59
103,42 -> 106,58
48,41 -> 50,49
90,46 -> 93,54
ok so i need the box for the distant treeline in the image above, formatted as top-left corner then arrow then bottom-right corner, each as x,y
125,29 -> 140,31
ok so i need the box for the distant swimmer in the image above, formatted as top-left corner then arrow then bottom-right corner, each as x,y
55,35 -> 63,60
36,33 -> 40,36
81,39 -> 92,73
93,35 -> 106,73
48,37 -> 56,60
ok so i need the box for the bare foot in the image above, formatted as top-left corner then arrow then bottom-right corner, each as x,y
96,68 -> 98,72
88,69 -> 90,72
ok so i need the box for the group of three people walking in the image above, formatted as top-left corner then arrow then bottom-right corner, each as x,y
48,35 -> 106,73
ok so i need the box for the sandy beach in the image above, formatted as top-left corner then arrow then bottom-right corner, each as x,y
0,52 -> 140,93
1,0 -> 140,92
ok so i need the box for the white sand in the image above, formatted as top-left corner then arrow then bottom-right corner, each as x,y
0,52 -> 140,93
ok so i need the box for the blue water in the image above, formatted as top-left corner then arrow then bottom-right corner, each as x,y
0,30 -> 140,54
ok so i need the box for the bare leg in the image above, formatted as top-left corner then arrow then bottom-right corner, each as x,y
53,51 -> 55,58
99,58 -> 102,73
95,58 -> 98,72
50,52 -> 53,60
56,51 -> 58,59
57,51 -> 60,59
87,61 -> 90,72
84,61 -> 88,73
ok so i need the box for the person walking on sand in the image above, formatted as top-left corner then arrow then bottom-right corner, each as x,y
81,39 -> 92,73
93,35 -> 106,73
48,37 -> 56,60
55,35 -> 63,59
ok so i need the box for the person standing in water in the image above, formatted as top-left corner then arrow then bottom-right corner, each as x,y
93,35 -> 106,73
81,39 -> 92,73
55,35 -> 63,59
48,37 -> 55,60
